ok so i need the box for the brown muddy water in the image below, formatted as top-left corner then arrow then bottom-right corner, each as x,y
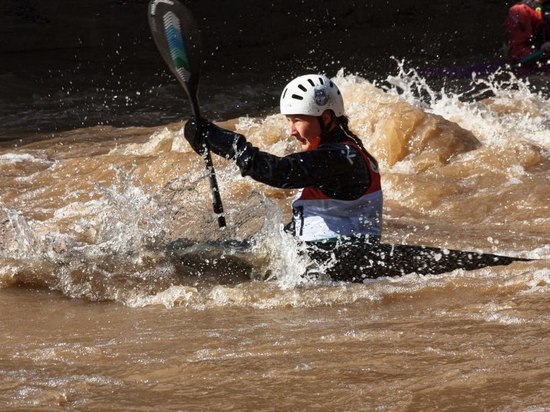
1,67 -> 549,410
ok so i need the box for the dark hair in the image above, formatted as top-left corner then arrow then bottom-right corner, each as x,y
319,112 -> 364,144
337,115 -> 380,169
337,116 -> 367,151
320,112 -> 370,152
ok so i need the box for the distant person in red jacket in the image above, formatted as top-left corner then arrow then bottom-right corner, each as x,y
504,0 -> 550,65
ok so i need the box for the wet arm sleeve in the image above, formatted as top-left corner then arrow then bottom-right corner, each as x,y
204,123 -> 371,196
236,143 -> 370,193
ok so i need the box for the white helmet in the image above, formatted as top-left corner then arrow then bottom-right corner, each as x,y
280,74 -> 344,117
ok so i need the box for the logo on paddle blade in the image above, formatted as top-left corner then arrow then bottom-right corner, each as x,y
162,11 -> 191,82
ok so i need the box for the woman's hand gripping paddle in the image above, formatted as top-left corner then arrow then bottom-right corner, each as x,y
148,0 -> 226,228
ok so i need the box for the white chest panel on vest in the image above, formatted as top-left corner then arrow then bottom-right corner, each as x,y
291,190 -> 383,241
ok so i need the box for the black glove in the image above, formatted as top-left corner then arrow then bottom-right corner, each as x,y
184,117 -> 248,160
183,117 -> 209,156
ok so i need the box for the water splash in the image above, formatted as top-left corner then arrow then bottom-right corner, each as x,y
0,166 -> 175,299
384,60 -> 440,108
93,166 -> 166,254
1,66 -> 547,308
0,207 -> 38,259
381,59 -> 550,150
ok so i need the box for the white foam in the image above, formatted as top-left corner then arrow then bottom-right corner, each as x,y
0,153 -> 52,165
108,127 -> 182,155
126,285 -> 201,309
520,268 -> 550,295
382,61 -> 550,151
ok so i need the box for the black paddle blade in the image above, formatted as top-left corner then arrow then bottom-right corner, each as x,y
148,0 -> 202,112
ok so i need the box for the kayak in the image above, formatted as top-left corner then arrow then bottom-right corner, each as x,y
304,237 -> 529,282
166,237 -> 529,284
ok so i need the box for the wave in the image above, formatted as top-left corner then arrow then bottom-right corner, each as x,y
0,66 -> 548,307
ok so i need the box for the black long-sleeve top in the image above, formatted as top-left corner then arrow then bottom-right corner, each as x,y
207,124 -> 374,201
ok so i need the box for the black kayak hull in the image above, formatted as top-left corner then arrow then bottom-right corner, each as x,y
167,237 -> 530,283
305,239 -> 530,282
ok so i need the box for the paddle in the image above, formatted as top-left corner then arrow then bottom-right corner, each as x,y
148,0 -> 226,228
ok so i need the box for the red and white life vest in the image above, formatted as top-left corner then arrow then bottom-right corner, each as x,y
291,141 -> 383,241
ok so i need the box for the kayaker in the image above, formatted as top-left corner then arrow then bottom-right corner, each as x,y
504,0 -> 550,66
182,75 -> 528,282
183,74 -> 383,247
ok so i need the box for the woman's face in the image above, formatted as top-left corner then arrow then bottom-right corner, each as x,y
285,115 -> 322,151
